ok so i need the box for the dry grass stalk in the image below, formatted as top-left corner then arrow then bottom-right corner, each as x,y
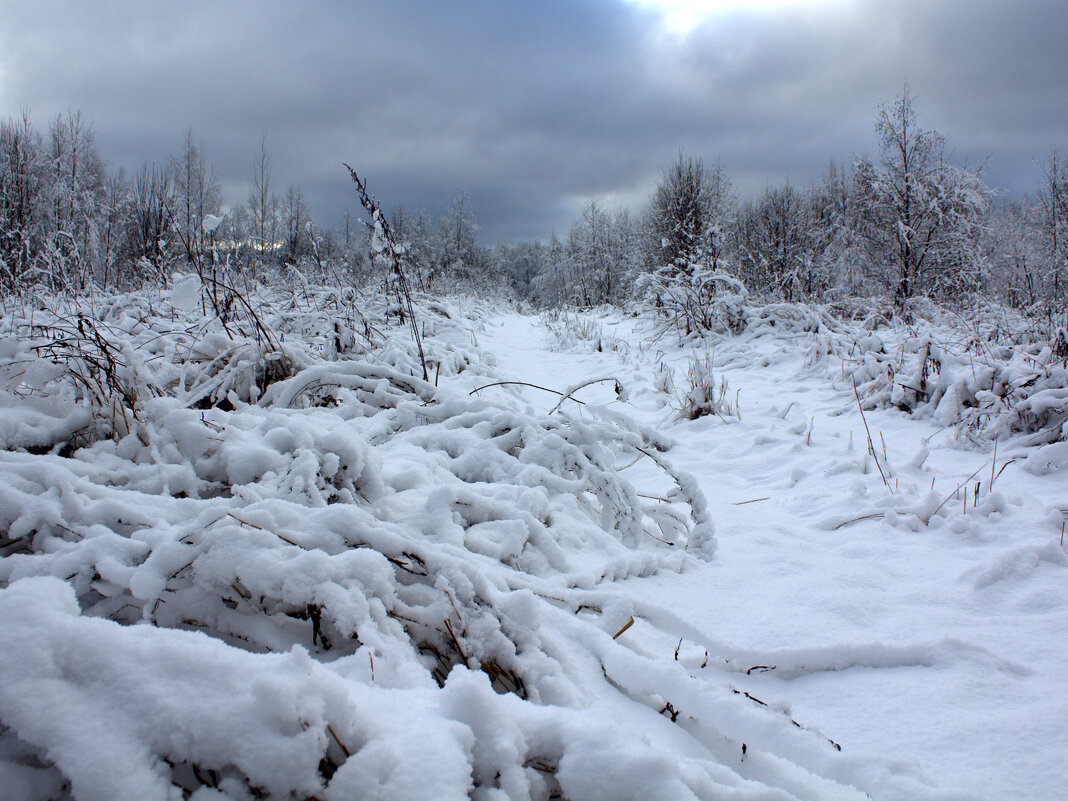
925,463 -> 987,523
852,380 -> 893,493
833,511 -> 886,531
344,165 -> 428,381
612,616 -> 635,639
326,723 -> 352,758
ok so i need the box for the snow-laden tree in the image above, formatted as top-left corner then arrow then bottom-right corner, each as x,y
498,239 -> 545,299
733,180 -> 824,302
45,111 -> 107,286
983,152 -> 1068,314
216,203 -> 251,264
854,87 -> 989,306
610,207 -> 645,300
520,205 -> 643,309
530,231 -> 570,307
643,155 -> 744,335
566,200 -> 640,306
281,184 -> 310,261
0,112 -> 48,290
171,129 -> 222,262
436,188 -> 484,284
0,110 -> 109,290
1036,148 -> 1068,307
809,160 -> 868,297
97,168 -> 132,287
388,204 -> 436,291
126,162 -> 175,279
649,153 -> 733,276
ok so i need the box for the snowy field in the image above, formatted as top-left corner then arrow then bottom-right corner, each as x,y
1,283 -> 1066,800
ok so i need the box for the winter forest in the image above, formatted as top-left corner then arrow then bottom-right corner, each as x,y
2,71 -> 1068,801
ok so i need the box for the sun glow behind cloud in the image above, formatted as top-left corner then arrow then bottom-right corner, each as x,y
625,0 -> 845,34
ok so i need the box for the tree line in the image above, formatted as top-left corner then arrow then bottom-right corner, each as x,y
2,88 -> 1066,318
518,89 -> 1065,318
388,87 -> 1067,317
0,114 -> 331,292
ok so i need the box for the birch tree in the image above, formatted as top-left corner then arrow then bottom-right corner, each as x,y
854,87 -> 988,305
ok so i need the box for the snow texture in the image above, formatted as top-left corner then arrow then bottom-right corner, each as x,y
1,284 -> 1065,800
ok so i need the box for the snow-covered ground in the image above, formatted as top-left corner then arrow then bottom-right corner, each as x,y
1,286 -> 1065,800
480,310 -> 1068,800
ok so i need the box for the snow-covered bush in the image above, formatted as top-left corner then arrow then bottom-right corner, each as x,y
10,287 -> 884,801
540,309 -> 633,358
836,304 -> 1068,444
652,359 -> 675,395
641,264 -> 749,340
677,353 -> 735,421
542,310 -> 601,349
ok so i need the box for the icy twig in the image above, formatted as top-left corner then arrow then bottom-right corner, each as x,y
548,376 -> 626,414
469,380 -> 585,406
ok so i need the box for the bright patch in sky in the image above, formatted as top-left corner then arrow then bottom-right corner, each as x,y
626,0 -> 840,33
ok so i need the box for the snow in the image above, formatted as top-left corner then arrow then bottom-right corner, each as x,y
461,308 -> 1068,800
202,214 -> 224,234
0,287 -> 1065,800
169,273 -> 202,313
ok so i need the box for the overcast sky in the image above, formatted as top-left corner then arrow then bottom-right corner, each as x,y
2,0 -> 1066,243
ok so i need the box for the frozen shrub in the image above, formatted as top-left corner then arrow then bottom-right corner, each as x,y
641,264 -> 749,340
677,352 -> 733,420
837,303 -> 1068,444
652,360 -> 675,394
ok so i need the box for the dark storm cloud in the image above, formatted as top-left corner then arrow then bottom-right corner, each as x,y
639,0 -> 1068,195
2,0 -> 1066,241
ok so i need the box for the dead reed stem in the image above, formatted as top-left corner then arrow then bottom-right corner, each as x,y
852,380 -> 893,493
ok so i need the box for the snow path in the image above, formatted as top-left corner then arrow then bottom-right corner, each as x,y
473,311 -> 1068,801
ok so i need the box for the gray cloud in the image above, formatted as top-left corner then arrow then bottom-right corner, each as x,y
1,0 -> 1065,241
